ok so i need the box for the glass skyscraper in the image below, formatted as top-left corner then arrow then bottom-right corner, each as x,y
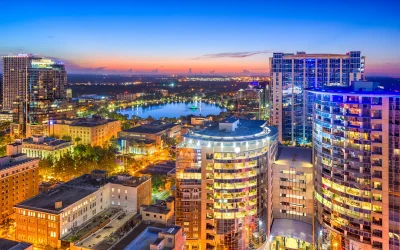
311,82 -> 400,250
2,54 -> 68,136
270,51 -> 365,145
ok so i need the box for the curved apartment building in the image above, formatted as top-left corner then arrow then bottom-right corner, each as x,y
311,82 -> 400,250
175,118 -> 278,250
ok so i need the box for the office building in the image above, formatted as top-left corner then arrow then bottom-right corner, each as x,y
270,51 -> 365,145
21,136 -> 73,159
2,54 -> 69,136
270,146 -> 313,249
0,143 -> 39,222
51,118 -> 121,146
14,171 -> 151,248
176,118 -> 278,250
310,82 -> 400,249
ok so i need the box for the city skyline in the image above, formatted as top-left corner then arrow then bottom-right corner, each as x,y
1,0 -> 399,76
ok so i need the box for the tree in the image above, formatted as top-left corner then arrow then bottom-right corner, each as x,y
39,155 -> 55,180
74,137 -> 82,143
151,174 -> 167,192
0,218 -> 15,238
62,135 -> 72,141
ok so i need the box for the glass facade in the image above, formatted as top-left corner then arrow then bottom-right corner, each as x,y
270,51 -> 365,145
175,120 -> 277,250
312,89 -> 400,250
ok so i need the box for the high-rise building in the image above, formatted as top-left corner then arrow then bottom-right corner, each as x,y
311,81 -> 400,250
175,118 -> 278,250
2,54 -> 68,136
270,51 -> 365,145
0,143 -> 39,222
236,82 -> 269,120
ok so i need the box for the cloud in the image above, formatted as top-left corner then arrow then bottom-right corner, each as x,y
193,51 -> 271,60
94,67 -> 106,71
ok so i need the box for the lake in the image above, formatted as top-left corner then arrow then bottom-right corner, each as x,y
117,102 -> 226,119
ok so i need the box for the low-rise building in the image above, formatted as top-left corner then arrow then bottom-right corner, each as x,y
140,198 -> 174,225
21,136 -> 73,159
117,223 -> 185,250
0,143 -> 39,222
150,226 -> 185,250
14,171 -> 151,248
119,121 -> 180,146
51,118 -> 121,146
118,137 -> 157,155
190,116 -> 213,126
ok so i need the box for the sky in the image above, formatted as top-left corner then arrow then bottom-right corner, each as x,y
0,0 -> 399,76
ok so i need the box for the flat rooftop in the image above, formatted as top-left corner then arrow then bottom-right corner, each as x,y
122,121 -> 178,134
0,155 -> 38,172
184,119 -> 277,141
23,137 -> 72,146
15,185 -> 97,214
110,221 -> 166,250
15,173 -> 150,213
0,238 -> 32,250
142,204 -> 171,215
274,146 -> 312,168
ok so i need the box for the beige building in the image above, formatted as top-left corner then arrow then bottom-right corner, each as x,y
51,118 -> 121,146
21,136 -> 73,159
141,198 -> 174,225
0,144 -> 39,222
14,171 -> 151,249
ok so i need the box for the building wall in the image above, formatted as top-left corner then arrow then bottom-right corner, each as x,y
136,178 -> 152,212
272,158 -> 313,224
0,157 -> 39,222
141,209 -> 172,224
22,144 -> 73,159
109,183 -> 138,213
15,209 -> 61,248
52,120 -> 121,147
313,91 -> 393,250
